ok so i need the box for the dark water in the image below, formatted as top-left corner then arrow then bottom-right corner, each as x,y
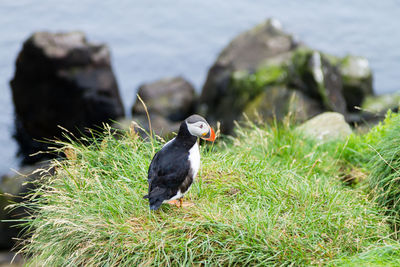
1,0 -> 399,175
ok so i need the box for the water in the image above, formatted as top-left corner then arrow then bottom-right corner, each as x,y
0,0 -> 399,175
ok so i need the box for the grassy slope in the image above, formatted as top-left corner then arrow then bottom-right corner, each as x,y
17,121 -> 395,266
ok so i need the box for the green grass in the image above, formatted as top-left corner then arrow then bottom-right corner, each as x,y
332,244 -> 400,266
332,244 -> 400,267
368,112 -> 400,230
15,120 -> 396,266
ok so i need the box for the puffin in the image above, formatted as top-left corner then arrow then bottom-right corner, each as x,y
143,114 -> 216,210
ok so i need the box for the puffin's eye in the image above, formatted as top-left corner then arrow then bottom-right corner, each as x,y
199,124 -> 203,129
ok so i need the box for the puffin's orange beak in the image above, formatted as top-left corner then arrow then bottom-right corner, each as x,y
202,127 -> 216,142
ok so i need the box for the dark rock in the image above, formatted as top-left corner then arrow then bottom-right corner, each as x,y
10,32 -> 124,164
0,163 -> 52,250
131,115 -> 180,138
132,77 -> 196,121
200,19 -> 299,133
131,77 -> 196,136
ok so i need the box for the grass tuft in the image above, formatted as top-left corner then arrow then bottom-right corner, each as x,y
368,112 -> 400,231
15,120 -> 393,266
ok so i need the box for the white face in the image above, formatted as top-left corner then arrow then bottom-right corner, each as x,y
186,121 -> 210,137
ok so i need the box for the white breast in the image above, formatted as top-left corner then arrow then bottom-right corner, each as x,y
188,141 -> 200,179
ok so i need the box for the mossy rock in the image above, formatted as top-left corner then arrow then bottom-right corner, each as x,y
200,19 -> 299,133
199,18 -> 375,134
288,48 -> 347,115
243,86 -> 323,122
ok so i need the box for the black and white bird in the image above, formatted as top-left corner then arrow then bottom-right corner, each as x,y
143,114 -> 216,210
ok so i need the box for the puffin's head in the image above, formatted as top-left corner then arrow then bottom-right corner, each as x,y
185,114 -> 216,141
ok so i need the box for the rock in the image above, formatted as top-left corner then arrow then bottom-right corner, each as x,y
362,93 -> 400,114
0,250 -> 24,266
198,18 -> 376,134
344,92 -> 400,127
339,55 -> 374,111
132,77 -> 196,122
118,115 -> 180,139
297,112 -> 352,142
198,18 -> 360,134
243,86 -> 323,123
10,32 -> 125,164
288,48 -> 347,115
0,163 -> 52,249
200,19 -> 299,132
131,77 -> 196,136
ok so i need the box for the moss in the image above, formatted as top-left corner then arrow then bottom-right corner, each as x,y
231,64 -> 287,98
324,53 -> 341,66
290,47 -> 313,72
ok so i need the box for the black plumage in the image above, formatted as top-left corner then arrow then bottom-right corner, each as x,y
144,122 -> 198,210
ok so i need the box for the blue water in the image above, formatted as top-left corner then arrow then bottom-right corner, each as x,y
1,0 -> 400,175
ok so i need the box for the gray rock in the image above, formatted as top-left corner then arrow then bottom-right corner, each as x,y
10,31 -> 124,164
0,163 -> 52,249
132,77 -> 196,122
297,112 -> 352,142
339,55 -> 374,111
0,250 -> 24,266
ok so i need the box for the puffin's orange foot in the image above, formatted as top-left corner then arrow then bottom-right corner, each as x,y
166,199 -> 194,208
180,201 -> 195,208
167,200 -> 181,207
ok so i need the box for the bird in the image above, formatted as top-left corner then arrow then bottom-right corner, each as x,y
143,114 -> 216,210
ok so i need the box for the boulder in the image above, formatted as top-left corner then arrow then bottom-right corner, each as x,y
0,163 -> 52,249
131,77 -> 196,136
117,115 -> 180,139
198,18 -> 366,134
339,55 -> 373,111
198,18 -> 378,134
200,19 -> 300,133
132,77 -> 196,121
297,112 -> 352,142
288,49 -> 347,115
10,32 -> 125,164
362,93 -> 400,114
243,86 -> 323,123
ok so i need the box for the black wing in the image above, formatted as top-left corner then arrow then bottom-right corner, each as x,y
144,142 -> 190,210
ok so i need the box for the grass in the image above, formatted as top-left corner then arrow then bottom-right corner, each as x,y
13,119 -> 398,266
368,112 -> 400,231
332,244 -> 400,266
